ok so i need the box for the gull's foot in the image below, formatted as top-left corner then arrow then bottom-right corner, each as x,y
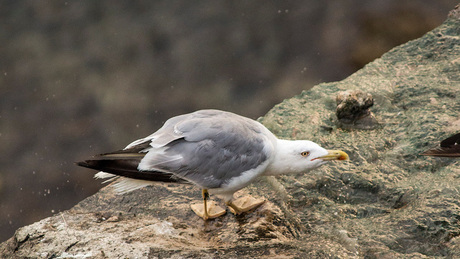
226,196 -> 265,215
191,201 -> 226,220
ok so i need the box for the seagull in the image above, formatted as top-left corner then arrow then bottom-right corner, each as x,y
421,133 -> 460,157
77,110 -> 349,220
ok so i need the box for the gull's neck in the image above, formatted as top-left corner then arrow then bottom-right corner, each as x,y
264,139 -> 297,176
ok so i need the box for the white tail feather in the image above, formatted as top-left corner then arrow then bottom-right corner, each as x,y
95,171 -> 116,179
111,178 -> 153,194
95,172 -> 153,193
94,172 -> 119,184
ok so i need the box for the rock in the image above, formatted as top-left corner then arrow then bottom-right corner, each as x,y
2,5 -> 460,258
260,4 -> 460,257
0,184 -> 303,258
336,90 -> 379,130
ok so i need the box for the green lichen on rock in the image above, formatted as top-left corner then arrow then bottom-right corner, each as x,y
259,7 -> 460,257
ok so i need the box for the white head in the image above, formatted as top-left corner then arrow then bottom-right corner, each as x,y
265,139 -> 348,176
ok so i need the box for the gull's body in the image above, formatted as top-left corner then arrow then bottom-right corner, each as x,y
78,109 -> 348,219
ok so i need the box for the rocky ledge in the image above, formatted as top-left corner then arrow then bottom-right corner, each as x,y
2,5 -> 460,259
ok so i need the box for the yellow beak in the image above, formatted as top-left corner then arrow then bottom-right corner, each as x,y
318,150 -> 349,161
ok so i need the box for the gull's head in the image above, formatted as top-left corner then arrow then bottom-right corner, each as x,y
266,139 -> 349,175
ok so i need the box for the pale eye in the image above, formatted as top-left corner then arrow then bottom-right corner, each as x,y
301,151 -> 310,157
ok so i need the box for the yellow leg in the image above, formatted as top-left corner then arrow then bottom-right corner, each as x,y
190,189 -> 226,220
226,196 -> 265,215
202,189 -> 210,219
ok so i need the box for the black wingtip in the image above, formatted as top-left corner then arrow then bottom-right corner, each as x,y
421,133 -> 460,157
75,157 -> 189,184
75,159 -> 99,170
75,160 -> 88,167
420,149 -> 460,157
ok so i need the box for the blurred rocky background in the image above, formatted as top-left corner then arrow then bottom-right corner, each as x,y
0,0 -> 456,242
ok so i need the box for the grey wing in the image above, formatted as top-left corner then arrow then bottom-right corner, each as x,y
137,110 -> 274,188
124,113 -> 193,150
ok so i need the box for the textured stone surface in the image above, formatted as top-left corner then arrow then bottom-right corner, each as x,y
1,5 -> 460,259
260,5 -> 460,257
